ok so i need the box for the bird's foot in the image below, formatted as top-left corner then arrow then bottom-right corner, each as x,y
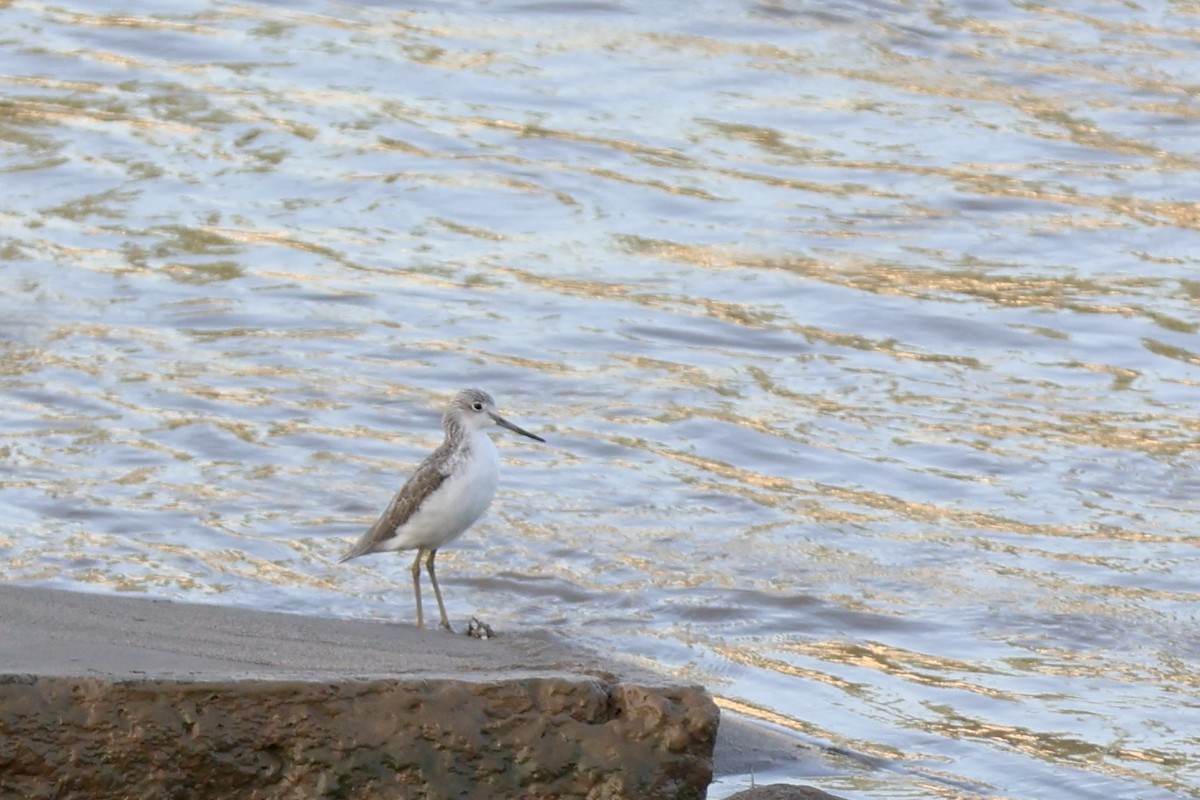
466,616 -> 494,640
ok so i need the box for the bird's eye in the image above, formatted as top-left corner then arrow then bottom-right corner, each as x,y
472,401 -> 483,411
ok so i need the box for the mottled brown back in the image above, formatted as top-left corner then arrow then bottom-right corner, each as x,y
338,443 -> 452,562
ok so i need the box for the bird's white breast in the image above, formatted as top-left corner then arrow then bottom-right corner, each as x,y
388,430 -> 500,550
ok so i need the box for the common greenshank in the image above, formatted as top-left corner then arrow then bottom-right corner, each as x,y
339,388 -> 545,632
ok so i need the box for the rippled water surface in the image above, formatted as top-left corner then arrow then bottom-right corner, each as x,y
3,1 -> 1199,797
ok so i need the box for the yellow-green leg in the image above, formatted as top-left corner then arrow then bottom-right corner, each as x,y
410,548 -> 425,630
425,549 -> 453,632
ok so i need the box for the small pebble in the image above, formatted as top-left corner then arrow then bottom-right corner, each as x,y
466,616 -> 495,639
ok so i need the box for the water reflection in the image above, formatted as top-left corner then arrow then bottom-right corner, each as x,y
3,0 -> 1200,798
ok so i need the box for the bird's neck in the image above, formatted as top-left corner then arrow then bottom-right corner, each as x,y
443,417 -> 491,451
443,414 -> 466,441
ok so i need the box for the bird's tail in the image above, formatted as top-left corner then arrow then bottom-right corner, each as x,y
338,507 -> 396,563
336,544 -> 362,563
337,536 -> 370,563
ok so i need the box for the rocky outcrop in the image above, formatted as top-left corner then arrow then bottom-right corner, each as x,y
0,585 -> 718,800
0,674 -> 716,800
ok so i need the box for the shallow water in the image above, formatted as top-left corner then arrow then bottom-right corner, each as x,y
2,1 -> 1199,797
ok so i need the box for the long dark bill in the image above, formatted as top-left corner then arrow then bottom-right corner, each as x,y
490,413 -> 545,443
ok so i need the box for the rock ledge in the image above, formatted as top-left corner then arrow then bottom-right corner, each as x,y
0,586 -> 717,800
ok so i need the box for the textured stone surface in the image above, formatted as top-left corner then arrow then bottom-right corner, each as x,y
0,675 -> 716,800
0,586 -> 718,800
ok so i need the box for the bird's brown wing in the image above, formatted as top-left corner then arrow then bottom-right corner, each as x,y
337,448 -> 451,563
